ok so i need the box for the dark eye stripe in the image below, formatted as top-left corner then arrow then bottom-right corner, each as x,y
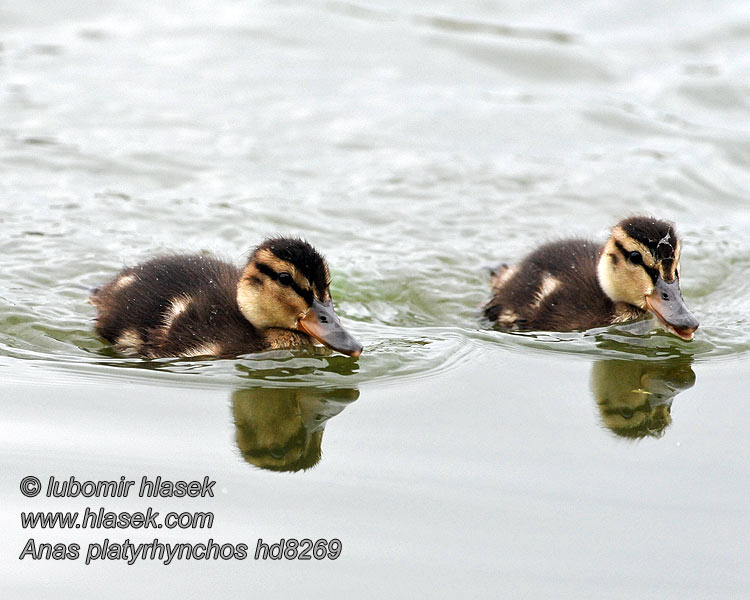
255,262 -> 313,306
661,258 -> 676,282
614,241 -> 659,283
255,262 -> 277,280
643,265 -> 659,284
614,240 -> 630,261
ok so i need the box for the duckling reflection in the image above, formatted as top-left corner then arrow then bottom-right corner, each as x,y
591,359 -> 695,439
232,386 -> 359,472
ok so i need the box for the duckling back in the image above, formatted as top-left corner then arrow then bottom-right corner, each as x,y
91,254 -> 263,358
484,239 -> 626,331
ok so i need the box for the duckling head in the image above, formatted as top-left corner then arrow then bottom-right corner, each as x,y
597,216 -> 699,340
237,237 -> 363,357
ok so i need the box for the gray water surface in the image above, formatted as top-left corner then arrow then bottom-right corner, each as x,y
1,1 -> 749,598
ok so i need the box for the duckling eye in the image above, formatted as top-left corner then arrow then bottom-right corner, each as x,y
278,272 -> 293,286
629,251 -> 643,265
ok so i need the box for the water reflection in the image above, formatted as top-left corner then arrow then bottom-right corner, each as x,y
234,351 -> 361,381
232,386 -> 359,472
590,359 -> 695,439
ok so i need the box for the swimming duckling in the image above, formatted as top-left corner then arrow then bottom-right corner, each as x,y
483,216 -> 699,340
91,237 -> 363,358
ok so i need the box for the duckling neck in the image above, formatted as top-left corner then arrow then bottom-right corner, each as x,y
596,253 -> 620,304
596,254 -> 648,322
611,302 -> 647,323
262,328 -> 313,349
236,283 -> 273,330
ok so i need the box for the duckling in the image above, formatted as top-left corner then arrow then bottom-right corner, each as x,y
483,216 -> 699,340
90,237 -> 363,358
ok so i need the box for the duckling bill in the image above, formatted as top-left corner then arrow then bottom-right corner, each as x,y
483,216 -> 699,340
90,237 -> 363,359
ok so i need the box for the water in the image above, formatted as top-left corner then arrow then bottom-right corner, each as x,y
1,1 -> 749,597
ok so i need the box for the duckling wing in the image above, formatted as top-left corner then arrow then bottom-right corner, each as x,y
489,263 -> 512,292
92,254 -> 258,358
484,239 -> 614,332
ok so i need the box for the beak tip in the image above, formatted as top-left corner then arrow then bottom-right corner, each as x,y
298,300 -> 363,358
669,323 -> 698,341
645,280 -> 699,342
343,341 -> 363,358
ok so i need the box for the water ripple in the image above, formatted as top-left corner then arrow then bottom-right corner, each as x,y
1,0 -> 749,391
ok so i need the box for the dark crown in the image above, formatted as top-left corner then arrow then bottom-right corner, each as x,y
618,216 -> 677,260
253,237 -> 329,290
